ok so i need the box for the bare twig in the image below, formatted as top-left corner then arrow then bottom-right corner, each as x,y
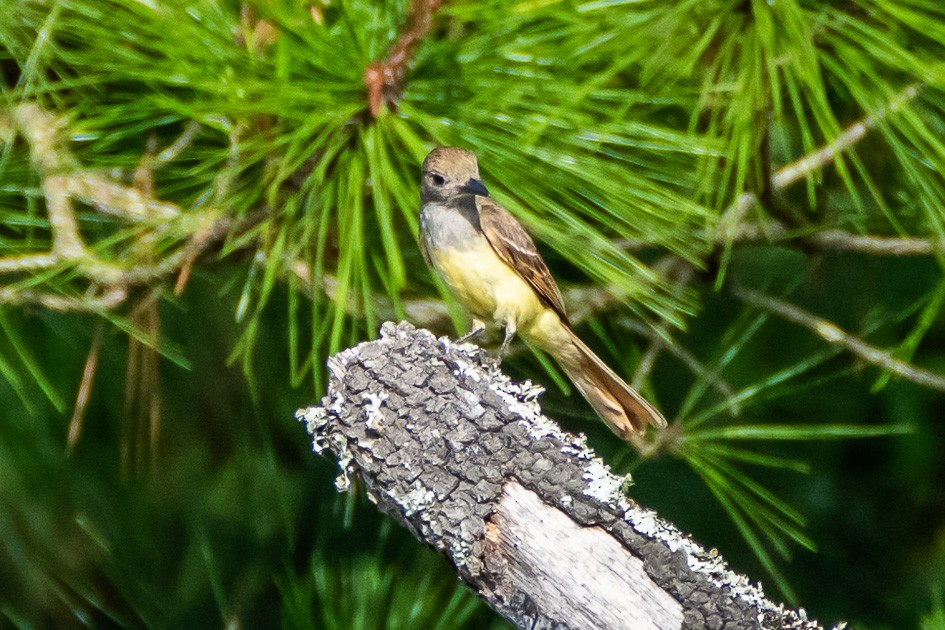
364,0 -> 442,117
622,221 -> 945,256
0,105 -> 253,312
44,176 -> 87,259
631,335 -> 665,391
154,121 -> 201,167
619,84 -> 929,256
624,320 -> 737,405
173,213 -> 238,295
14,105 -> 179,221
13,104 -> 72,173
0,286 -> 128,312
734,286 -> 945,393
719,84 -> 923,247
211,117 -> 241,205
735,85 -> 915,213
771,84 -> 920,190
0,253 -> 60,273
801,230 -> 945,256
67,324 -> 103,453
2,105 -> 165,302
631,258 -> 692,390
715,193 -> 759,243
67,174 -> 179,220
720,222 -> 944,256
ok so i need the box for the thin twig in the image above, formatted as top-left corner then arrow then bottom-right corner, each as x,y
13,104 -> 72,173
803,230 -> 945,256
721,222 -> 944,256
154,120 -> 201,167
621,222 -> 945,256
717,84 -> 922,245
364,0 -> 442,117
617,84 -> 928,255
68,173 -> 179,220
44,175 -> 86,259
631,258 -> 691,390
0,253 -> 60,273
751,84 -> 921,208
0,286 -> 128,312
67,324 -> 103,453
734,285 -> 945,393
771,84 -> 920,190
15,105 -> 178,221
623,320 -> 737,405
0,105 -> 253,312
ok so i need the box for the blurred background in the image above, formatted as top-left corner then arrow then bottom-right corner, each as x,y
1,0 -> 944,628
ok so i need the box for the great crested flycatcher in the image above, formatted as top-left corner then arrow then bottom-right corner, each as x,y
419,147 -> 666,439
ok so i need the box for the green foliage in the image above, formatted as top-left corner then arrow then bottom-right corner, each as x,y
922,606 -> 945,630
279,550 -> 507,630
0,278 -> 501,628
1,0 -> 945,627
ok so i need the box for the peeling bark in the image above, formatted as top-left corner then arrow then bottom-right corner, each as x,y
297,322 -> 842,630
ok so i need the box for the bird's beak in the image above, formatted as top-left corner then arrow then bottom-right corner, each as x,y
459,178 -> 489,197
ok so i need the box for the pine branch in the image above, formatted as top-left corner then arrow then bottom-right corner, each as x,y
364,0 -> 443,117
0,105 -> 261,311
722,84 -> 924,246
770,85 -> 920,191
734,286 -> 945,393
621,84 -> 933,256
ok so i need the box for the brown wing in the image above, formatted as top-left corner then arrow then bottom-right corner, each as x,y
475,196 -> 570,325
419,225 -> 432,267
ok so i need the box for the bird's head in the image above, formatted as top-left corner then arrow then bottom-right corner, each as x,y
420,147 -> 489,203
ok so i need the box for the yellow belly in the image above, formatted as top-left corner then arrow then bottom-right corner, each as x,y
430,244 -> 571,352
431,244 -> 537,319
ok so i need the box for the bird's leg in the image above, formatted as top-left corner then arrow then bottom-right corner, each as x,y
495,317 -> 517,365
458,318 -> 487,343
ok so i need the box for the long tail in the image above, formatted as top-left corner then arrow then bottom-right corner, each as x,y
557,326 -> 667,440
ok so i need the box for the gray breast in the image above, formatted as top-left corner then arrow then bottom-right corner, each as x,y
421,199 -> 486,252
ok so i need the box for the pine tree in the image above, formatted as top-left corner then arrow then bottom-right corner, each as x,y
1,0 -> 944,626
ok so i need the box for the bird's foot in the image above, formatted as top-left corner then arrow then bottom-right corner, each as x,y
457,319 -> 487,344
492,320 -> 517,367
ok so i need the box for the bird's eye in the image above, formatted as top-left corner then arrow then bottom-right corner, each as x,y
431,174 -> 446,186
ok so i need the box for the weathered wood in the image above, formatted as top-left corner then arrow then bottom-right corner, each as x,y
297,321 -> 840,630
485,480 -> 684,629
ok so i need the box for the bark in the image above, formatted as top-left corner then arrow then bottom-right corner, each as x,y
297,321 -> 842,630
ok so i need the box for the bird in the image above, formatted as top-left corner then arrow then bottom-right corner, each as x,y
418,146 -> 666,439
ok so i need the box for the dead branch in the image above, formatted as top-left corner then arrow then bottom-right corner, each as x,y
298,322 -> 838,630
